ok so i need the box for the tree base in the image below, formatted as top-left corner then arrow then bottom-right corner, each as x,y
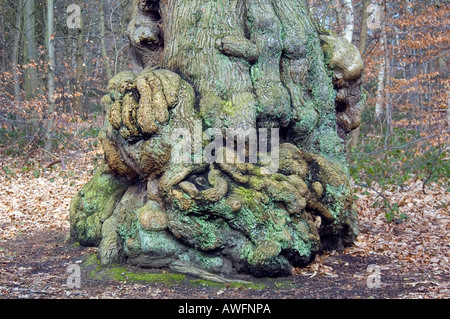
70,145 -> 358,278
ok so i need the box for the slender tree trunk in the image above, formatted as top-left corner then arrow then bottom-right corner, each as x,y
12,0 -> 23,106
382,5 -> 392,143
120,0 -> 129,36
374,47 -> 385,123
73,0 -> 85,116
23,0 -> 40,99
447,92 -> 450,127
44,0 -> 56,159
333,7 -> 341,33
1,11 -> 5,70
342,0 -> 354,43
374,3 -> 386,124
347,0 -> 370,150
358,0 -> 370,55
99,2 -> 112,81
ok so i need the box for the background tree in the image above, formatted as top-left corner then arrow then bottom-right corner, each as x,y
44,0 -> 56,158
23,0 -> 41,100
11,0 -> 23,107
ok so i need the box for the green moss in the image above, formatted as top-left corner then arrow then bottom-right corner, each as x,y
250,65 -> 261,84
189,217 -> 222,251
222,100 -> 238,115
305,33 -> 335,110
84,252 -> 186,285
83,253 -> 101,267
69,166 -> 131,246
272,280 -> 296,289
234,187 -> 263,212
292,102 -> 319,137
167,211 -> 224,251
88,264 -> 186,285
189,278 -> 226,288
318,126 -> 345,160
291,232 -> 313,257
324,184 -> 351,220
107,268 -> 186,285
185,251 -> 225,272
83,254 -> 102,279
118,212 -> 139,242
208,199 -> 234,220
138,228 -> 184,255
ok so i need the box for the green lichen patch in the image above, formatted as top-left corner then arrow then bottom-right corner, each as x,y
106,267 -> 186,285
88,265 -> 186,286
69,165 -> 131,246
83,254 -> 186,285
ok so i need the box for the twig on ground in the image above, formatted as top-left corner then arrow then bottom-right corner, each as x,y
355,183 -> 388,200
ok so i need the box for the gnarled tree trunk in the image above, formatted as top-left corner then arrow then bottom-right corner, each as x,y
70,0 -> 364,278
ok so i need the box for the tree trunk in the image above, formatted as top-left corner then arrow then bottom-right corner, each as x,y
358,0 -> 370,55
99,2 -> 113,81
23,0 -> 40,99
12,0 -> 23,106
1,9 -> 5,71
374,36 -> 385,123
342,0 -> 354,43
447,93 -> 450,127
71,0 -> 364,278
347,0 -> 370,150
44,0 -> 56,159
382,2 -> 392,142
73,0 -> 85,116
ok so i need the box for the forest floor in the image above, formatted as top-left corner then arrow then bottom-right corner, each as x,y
0,145 -> 448,300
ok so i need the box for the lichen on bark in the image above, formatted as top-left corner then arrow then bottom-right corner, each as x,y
70,0 -> 364,278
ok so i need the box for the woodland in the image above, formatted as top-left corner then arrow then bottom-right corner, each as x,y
0,0 -> 448,299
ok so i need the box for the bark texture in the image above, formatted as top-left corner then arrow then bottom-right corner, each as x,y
70,0 -> 364,278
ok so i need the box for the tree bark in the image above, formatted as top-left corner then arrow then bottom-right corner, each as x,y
358,0 -> 370,55
348,0 -> 370,150
127,0 -> 363,162
73,0 -> 85,116
447,93 -> 450,127
342,0 -> 354,43
71,0 -> 364,278
382,2 -> 392,141
374,24 -> 385,124
99,2 -> 113,81
23,0 -> 40,99
44,0 -> 56,159
12,0 -> 23,106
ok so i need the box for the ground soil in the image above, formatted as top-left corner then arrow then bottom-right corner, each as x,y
0,228 -> 445,300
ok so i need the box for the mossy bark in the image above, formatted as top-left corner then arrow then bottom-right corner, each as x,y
70,0 -> 364,278
69,164 -> 132,246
